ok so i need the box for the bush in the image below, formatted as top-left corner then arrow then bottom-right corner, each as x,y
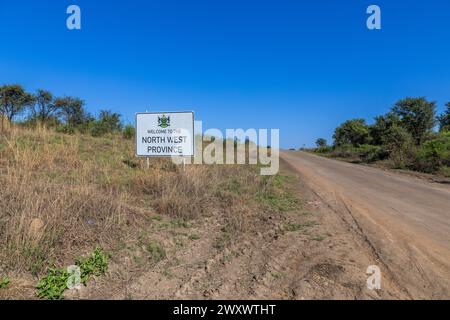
416,131 -> 450,172
384,125 -> 417,169
89,120 -> 109,137
55,124 -> 75,135
123,125 -> 135,140
357,144 -> 388,163
330,144 -> 359,159
314,145 -> 333,154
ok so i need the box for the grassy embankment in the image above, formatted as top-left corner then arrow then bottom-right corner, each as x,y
0,126 -> 305,299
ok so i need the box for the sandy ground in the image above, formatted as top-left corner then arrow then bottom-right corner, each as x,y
281,151 -> 450,299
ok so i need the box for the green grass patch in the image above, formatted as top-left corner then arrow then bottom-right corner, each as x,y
188,233 -> 201,241
257,175 -> 301,212
146,241 -> 166,263
310,235 -> 326,242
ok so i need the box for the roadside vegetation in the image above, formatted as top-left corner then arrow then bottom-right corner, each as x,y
312,98 -> 450,177
0,83 -> 304,299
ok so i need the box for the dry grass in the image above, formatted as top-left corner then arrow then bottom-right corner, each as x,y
0,127 -> 288,280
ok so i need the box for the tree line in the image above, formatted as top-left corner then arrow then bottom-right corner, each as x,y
314,97 -> 450,176
0,84 -> 135,139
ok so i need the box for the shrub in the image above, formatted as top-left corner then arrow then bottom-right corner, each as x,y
357,144 -> 388,163
416,131 -> 450,172
384,125 -> 417,169
315,145 -> 333,154
123,125 -> 135,140
438,166 -> 450,178
89,120 -> 109,137
55,124 -> 75,135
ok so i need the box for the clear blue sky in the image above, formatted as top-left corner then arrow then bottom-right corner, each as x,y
1,0 -> 449,148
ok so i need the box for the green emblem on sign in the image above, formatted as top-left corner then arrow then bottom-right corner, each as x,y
158,115 -> 171,128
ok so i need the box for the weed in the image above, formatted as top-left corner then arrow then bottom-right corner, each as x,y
310,235 -> 326,242
188,233 -> 201,241
270,271 -> 282,279
170,219 -> 193,229
213,231 -> 232,250
0,276 -> 10,289
146,241 -> 166,263
36,248 -> 109,300
75,248 -> 110,285
36,268 -> 70,300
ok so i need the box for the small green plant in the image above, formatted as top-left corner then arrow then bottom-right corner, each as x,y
270,271 -> 282,279
170,219 -> 193,229
0,276 -> 10,289
213,231 -> 232,250
36,248 -> 109,300
36,268 -> 70,300
75,248 -> 110,285
146,241 -> 166,263
283,222 -> 303,232
189,233 -> 201,241
310,234 -> 326,241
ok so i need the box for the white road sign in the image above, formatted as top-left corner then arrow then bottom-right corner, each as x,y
136,112 -> 195,157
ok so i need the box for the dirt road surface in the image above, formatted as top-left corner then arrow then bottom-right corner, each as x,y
281,151 -> 450,299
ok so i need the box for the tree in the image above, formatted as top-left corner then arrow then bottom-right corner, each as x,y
98,110 -> 122,132
30,89 -> 60,124
0,85 -> 34,130
438,102 -> 450,132
369,112 -> 400,146
54,96 -> 88,128
315,138 -> 327,147
333,119 -> 370,147
384,124 -> 417,169
391,97 -> 437,145
90,110 -> 122,136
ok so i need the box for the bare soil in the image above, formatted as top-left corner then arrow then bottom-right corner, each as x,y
64,160 -> 408,300
281,151 -> 450,300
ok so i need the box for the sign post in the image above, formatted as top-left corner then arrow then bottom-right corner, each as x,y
136,112 -> 195,168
